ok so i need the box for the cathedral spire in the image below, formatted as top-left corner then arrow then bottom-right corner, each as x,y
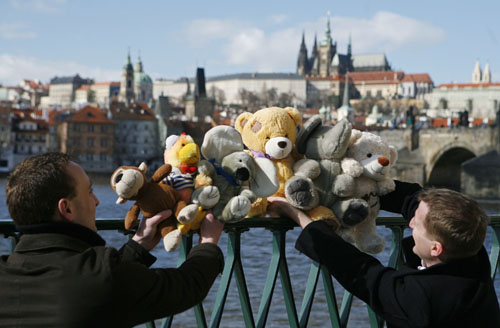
483,62 -> 491,83
297,30 -> 309,76
347,33 -> 352,56
472,60 -> 482,83
135,51 -> 143,73
342,72 -> 350,107
322,11 -> 333,46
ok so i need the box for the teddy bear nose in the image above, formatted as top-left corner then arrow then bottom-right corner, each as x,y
378,157 -> 390,166
235,167 -> 250,181
278,141 -> 287,149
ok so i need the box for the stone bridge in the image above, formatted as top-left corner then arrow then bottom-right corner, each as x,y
373,126 -> 500,191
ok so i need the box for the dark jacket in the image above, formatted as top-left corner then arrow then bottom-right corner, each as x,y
296,180 -> 500,328
0,222 -> 224,327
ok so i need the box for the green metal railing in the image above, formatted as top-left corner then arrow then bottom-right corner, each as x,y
1,216 -> 500,328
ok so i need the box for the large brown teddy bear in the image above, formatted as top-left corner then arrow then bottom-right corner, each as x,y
235,106 -> 306,217
110,163 -> 195,252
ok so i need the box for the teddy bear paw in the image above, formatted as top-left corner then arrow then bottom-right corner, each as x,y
285,176 -> 319,210
163,229 -> 182,252
229,195 -> 252,219
196,185 -> 220,209
342,201 -> 369,226
177,204 -> 199,224
357,234 -> 385,254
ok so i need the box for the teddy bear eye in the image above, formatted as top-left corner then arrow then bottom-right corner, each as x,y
266,136 -> 270,140
285,134 -> 288,138
367,153 -> 372,158
239,159 -> 242,162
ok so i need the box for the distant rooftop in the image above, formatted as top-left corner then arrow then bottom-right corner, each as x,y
207,72 -> 304,82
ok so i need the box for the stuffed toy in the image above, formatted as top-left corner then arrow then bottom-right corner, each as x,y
234,106 -> 304,217
194,125 -> 280,223
286,115 -> 368,232
110,162 -> 197,252
162,133 -> 220,235
334,129 -> 398,254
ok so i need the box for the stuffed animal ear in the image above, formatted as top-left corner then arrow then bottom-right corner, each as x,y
234,112 -> 253,133
139,162 -> 147,173
284,107 -> 302,126
389,145 -> 398,165
295,115 -> 322,154
249,157 -> 279,197
348,129 -> 363,147
201,125 -> 244,163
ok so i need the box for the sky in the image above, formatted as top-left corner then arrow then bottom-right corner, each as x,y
1,0 -> 499,87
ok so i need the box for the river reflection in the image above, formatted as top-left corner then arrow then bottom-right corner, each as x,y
1,179 -> 499,327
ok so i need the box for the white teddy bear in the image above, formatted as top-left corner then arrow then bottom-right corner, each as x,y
335,129 -> 398,254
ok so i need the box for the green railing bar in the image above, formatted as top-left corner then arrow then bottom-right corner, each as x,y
276,229 -> 300,328
298,261 -> 320,327
320,264 -> 342,328
339,290 -> 353,328
209,228 -> 255,328
490,226 -> 500,279
256,228 -> 299,328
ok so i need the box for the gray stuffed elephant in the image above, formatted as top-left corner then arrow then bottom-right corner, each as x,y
285,115 -> 370,230
193,125 -> 280,223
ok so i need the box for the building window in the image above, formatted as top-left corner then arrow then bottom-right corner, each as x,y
101,125 -> 108,133
100,153 -> 107,161
88,124 -> 94,132
86,153 -> 93,161
100,138 -> 107,147
73,124 -> 80,132
73,138 -> 80,146
87,138 -> 94,147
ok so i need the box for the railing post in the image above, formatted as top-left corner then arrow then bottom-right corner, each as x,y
256,228 -> 299,328
160,234 -> 208,328
299,262 -> 341,328
490,225 -> 500,279
209,228 -> 255,328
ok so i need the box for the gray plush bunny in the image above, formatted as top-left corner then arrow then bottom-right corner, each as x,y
285,116 -> 370,229
193,125 -> 279,223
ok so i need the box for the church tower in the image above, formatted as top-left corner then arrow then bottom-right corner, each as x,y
483,63 -> 491,83
318,12 -> 336,77
472,60 -> 482,84
133,54 -> 153,103
297,31 -> 309,76
119,51 -> 135,105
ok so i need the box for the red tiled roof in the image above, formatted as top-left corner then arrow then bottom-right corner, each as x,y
93,81 -> 120,87
349,71 -> 404,83
306,75 -> 343,81
401,73 -> 433,84
69,105 -> 113,123
77,85 -> 90,91
110,102 -> 155,121
437,82 -> 500,89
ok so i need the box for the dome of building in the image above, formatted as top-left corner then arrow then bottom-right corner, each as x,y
134,71 -> 152,84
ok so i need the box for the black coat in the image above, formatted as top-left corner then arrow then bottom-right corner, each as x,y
296,181 -> 500,328
0,222 -> 224,327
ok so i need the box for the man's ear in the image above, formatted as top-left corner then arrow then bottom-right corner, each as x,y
430,240 -> 444,257
57,198 -> 74,223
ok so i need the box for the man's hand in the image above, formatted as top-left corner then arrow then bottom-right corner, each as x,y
199,213 -> 224,245
267,197 -> 312,229
132,209 -> 172,251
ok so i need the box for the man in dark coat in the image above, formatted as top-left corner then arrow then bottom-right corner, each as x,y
0,152 -> 225,327
269,180 -> 500,327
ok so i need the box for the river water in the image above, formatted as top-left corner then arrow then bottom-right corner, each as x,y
1,178 -> 499,327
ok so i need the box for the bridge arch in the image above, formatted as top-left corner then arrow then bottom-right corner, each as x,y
426,145 -> 476,191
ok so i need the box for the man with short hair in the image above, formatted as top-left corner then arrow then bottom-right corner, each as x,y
269,180 -> 500,327
0,152 -> 225,327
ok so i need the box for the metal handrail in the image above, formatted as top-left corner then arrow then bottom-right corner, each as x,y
1,216 -> 499,328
